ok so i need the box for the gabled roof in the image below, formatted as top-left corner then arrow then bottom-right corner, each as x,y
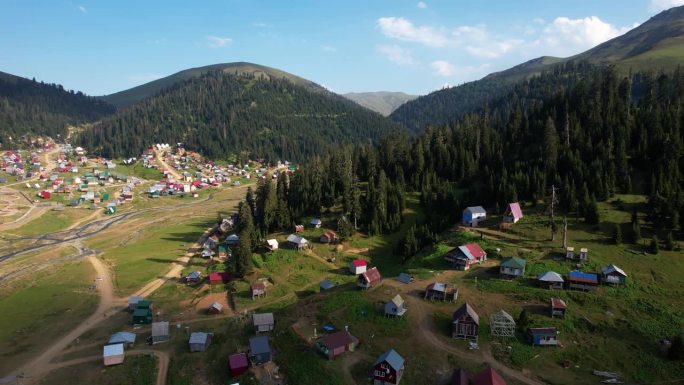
286,234 -> 308,244
108,332 -> 136,345
103,343 -> 124,357
253,312 -> 274,326
320,330 -> 355,350
209,272 -> 230,283
249,335 -> 271,355
322,230 -> 337,238
601,264 -> 627,277
538,271 -> 564,282
397,273 -> 412,284
500,257 -> 526,269
151,321 -> 169,337
464,206 -> 486,214
473,367 -> 507,385
320,278 -> 336,290
389,294 -> 404,308
550,298 -> 567,309
491,309 -> 515,323
427,282 -> 447,293
189,332 -> 210,344
374,349 -> 404,371
350,259 -> 367,267
506,202 -> 523,219
228,352 -> 249,368
251,282 -> 266,291
465,243 -> 487,259
310,218 -> 322,225
266,239 -> 279,247
453,303 -> 480,325
360,267 -> 382,283
186,271 -> 202,280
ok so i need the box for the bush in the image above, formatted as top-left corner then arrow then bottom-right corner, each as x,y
650,236 -> 660,254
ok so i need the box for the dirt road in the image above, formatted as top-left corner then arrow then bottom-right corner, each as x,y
155,149 -> 182,181
383,277 -> 546,385
15,256 -> 123,381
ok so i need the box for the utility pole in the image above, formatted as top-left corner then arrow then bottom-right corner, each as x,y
547,185 -> 559,241
562,216 -> 568,248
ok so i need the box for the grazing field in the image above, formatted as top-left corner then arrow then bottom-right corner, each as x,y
39,354 -> 157,385
8,208 -> 92,236
0,260 -> 98,376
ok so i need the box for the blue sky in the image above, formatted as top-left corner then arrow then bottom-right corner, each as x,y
1,0 -> 682,96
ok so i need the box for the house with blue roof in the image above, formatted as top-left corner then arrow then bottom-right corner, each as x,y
567,270 -> 599,291
372,349 -> 405,385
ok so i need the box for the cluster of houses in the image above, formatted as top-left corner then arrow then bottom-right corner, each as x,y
1,149 -> 42,179
462,202 -> 524,228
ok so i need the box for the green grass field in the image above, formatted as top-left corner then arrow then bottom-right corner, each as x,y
0,260 -> 98,376
39,354 -> 157,385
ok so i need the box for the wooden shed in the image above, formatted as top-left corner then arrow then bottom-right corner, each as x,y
372,349 -> 405,385
499,257 -> 526,278
228,352 -> 249,377
384,295 -> 407,318
452,303 -> 479,341
538,271 -> 564,289
462,206 -> 486,227
550,298 -> 567,318
357,267 -> 382,289
424,282 -> 458,302
103,343 -> 124,366
251,283 -> 266,299
189,332 -> 212,352
253,312 -> 275,333
151,321 -> 170,344
316,330 -> 358,360
528,327 -> 558,346
601,264 -> 627,285
503,202 -> 523,223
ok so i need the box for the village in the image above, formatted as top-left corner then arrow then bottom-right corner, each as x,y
0,141 -> 680,385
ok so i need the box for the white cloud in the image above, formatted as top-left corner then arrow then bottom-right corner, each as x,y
78,5 -> 87,13
205,35 -> 233,48
417,1 -> 427,9
649,0 -> 684,11
377,44 -> 417,66
533,16 -> 633,56
452,25 -> 523,58
252,22 -> 270,28
322,45 -> 337,52
430,60 -> 456,76
377,17 -> 448,47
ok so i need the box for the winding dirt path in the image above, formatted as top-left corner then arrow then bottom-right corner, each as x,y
384,276 -> 546,385
43,349 -> 169,385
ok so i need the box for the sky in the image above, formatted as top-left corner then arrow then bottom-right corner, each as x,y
1,0 -> 683,96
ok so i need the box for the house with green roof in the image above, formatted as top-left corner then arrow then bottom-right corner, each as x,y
499,257 -> 526,278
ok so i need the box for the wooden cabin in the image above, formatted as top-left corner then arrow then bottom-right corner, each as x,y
528,327 -> 558,346
452,303 -> 479,341
444,243 -> 487,270
550,298 -> 567,318
538,271 -> 564,289
567,271 -> 599,291
373,349 -> 405,385
358,267 -> 382,289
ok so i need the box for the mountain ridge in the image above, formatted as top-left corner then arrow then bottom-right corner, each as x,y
99,62 -> 324,108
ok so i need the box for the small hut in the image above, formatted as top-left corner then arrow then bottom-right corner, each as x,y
103,343 -> 124,366
424,282 -> 458,302
251,283 -> 266,299
490,309 -> 516,338
538,271 -> 564,289
384,295 -> 407,318
565,247 -> 575,260
499,257 -> 526,278
357,267 -> 382,289
452,303 -> 479,341
207,302 -> 223,315
151,321 -> 170,344
253,313 -> 275,333
189,332 -> 212,352
528,327 -> 558,346
601,264 -> 627,285
550,298 -> 567,318
579,248 -> 589,261
228,352 -> 249,377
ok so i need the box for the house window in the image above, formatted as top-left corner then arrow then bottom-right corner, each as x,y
374,370 -> 385,377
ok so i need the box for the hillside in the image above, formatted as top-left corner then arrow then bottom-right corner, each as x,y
343,91 -> 417,116
79,70 -> 404,162
0,71 -> 115,146
99,62 -> 323,108
392,5 -> 684,132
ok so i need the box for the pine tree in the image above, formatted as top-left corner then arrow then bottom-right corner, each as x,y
517,309 -> 529,332
665,231 -> 675,251
670,335 -> 684,360
584,196 -> 600,225
612,224 -> 622,244
337,215 -> 355,241
650,235 -> 660,254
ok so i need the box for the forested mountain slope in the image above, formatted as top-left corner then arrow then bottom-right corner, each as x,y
0,71 -> 114,147
392,5 -> 684,133
79,70 -> 403,162
99,62 -> 323,108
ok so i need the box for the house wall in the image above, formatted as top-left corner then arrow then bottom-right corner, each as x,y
374,363 -> 398,385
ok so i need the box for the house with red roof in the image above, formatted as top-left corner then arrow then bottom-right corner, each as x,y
315,330 -> 359,360
228,352 -> 249,377
358,267 -> 382,289
349,259 -> 368,275
444,243 -> 487,270
473,367 -> 507,385
503,202 -> 523,223
208,272 -> 230,285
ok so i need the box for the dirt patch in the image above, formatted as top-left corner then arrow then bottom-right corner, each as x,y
344,246 -> 369,255
193,292 -> 234,316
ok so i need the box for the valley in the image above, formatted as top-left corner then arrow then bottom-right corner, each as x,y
2,3 -> 684,385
